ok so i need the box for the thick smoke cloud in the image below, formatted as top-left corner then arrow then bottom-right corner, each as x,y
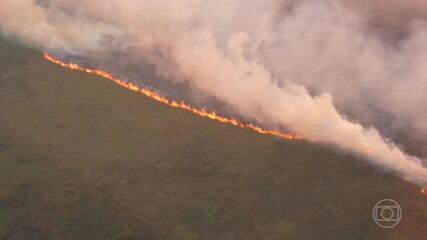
1,0 -> 427,185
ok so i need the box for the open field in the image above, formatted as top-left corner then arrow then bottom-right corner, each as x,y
0,37 -> 426,239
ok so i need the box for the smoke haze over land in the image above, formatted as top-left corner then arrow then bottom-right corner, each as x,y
1,0 -> 427,185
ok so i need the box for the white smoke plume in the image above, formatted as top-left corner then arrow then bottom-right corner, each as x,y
1,0 -> 427,185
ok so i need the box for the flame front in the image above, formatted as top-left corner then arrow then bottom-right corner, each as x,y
43,53 -> 302,141
43,53 -> 427,197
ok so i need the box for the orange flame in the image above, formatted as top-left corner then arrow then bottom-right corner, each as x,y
421,188 -> 427,196
43,52 -> 302,141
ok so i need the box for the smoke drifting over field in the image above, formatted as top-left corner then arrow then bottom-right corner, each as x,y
1,0 -> 427,185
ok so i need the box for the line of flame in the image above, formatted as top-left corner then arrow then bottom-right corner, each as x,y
43,53 -> 303,141
43,53 -> 427,196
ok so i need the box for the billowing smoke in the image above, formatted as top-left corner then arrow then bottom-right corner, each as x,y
1,0 -> 427,185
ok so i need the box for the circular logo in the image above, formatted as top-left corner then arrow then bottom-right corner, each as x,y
372,199 -> 402,229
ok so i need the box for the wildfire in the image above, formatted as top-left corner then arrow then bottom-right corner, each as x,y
41,53 -> 427,197
43,52 -> 303,141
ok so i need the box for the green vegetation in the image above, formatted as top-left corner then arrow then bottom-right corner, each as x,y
0,36 -> 426,239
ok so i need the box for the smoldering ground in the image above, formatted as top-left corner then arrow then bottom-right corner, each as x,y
1,0 -> 427,185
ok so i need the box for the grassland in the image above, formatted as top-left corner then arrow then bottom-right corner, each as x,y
0,37 -> 426,239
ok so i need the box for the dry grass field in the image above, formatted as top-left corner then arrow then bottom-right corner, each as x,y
0,37 -> 426,240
